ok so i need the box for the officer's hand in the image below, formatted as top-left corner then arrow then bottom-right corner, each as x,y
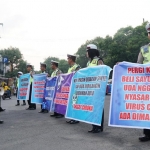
30,72 -> 33,77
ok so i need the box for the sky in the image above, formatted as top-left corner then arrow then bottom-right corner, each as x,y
0,0 -> 149,70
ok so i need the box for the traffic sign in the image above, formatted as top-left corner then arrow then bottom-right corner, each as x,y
3,57 -> 8,63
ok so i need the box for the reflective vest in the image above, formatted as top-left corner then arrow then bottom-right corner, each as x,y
17,78 -> 19,87
87,57 -> 99,67
29,75 -> 33,84
141,44 -> 150,64
68,63 -> 80,73
51,68 -> 60,77
41,71 -> 46,74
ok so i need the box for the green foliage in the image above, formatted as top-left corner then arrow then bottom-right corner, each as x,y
76,22 -> 149,69
0,47 -> 31,78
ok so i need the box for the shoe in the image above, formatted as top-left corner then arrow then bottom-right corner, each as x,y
69,120 -> 79,124
21,103 -> 26,106
38,110 -> 44,113
29,107 -> 36,110
26,108 -> 30,110
88,128 -> 95,133
92,128 -> 101,133
66,120 -> 72,123
0,107 -> 5,112
50,114 -> 58,117
0,120 -> 4,124
55,115 -> 64,118
26,107 -> 35,110
43,110 -> 48,113
139,136 -> 150,142
15,104 -> 20,106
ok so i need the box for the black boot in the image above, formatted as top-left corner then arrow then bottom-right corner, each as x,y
0,120 -> 4,124
15,103 -> 20,106
139,136 -> 150,142
88,125 -> 96,133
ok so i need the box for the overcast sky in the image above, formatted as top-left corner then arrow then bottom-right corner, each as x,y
0,0 -> 149,70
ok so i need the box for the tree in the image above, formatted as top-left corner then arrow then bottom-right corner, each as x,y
4,59 -> 29,78
0,47 -> 22,72
0,47 -> 31,78
76,22 -> 149,70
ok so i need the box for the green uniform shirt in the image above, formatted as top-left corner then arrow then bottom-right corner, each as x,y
87,57 -> 99,67
140,44 -> 150,64
51,68 -> 61,77
67,63 -> 80,73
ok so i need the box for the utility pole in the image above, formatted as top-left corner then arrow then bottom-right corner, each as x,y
0,23 -> 3,38
143,18 -> 145,23
0,23 -> 3,76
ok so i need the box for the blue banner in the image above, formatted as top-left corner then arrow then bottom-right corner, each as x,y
66,65 -> 111,125
42,77 -> 57,111
109,62 -> 150,129
17,73 -> 30,100
31,74 -> 47,104
51,73 -> 74,115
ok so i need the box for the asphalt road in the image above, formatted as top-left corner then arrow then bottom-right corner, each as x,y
0,95 -> 149,150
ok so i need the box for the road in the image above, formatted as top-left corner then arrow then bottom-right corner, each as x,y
0,95 -> 149,150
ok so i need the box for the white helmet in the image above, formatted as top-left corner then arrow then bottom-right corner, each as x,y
86,44 -> 97,51
145,23 -> 150,32
18,71 -> 23,75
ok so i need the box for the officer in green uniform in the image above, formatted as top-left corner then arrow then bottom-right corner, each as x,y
138,23 -> 150,142
15,71 -> 26,106
38,63 -> 48,113
50,60 -> 63,118
86,44 -> 104,133
66,54 -> 81,124
26,64 -> 36,110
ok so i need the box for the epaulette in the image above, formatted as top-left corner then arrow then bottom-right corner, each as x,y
141,44 -> 149,53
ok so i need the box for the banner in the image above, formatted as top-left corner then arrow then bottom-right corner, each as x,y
31,74 -> 47,104
17,73 -> 30,100
66,65 -> 111,125
109,62 -> 150,129
42,77 -> 57,111
51,73 -> 74,115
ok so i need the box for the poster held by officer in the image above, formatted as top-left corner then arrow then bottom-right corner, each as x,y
51,73 -> 74,115
17,73 -> 30,100
31,74 -> 47,104
109,62 -> 150,129
42,77 -> 58,111
66,65 -> 111,125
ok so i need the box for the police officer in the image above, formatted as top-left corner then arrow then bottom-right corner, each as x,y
66,54 -> 80,124
138,23 -> 150,142
39,63 -> 48,113
26,64 -> 36,110
50,60 -> 63,118
86,44 -> 104,133
15,71 -> 26,106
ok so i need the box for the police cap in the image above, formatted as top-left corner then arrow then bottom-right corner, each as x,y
26,63 -> 32,68
51,60 -> 59,65
40,62 -> 47,68
18,71 -> 23,75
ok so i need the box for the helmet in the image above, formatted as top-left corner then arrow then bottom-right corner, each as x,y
145,23 -> 150,32
18,71 -> 23,75
86,44 -> 97,51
